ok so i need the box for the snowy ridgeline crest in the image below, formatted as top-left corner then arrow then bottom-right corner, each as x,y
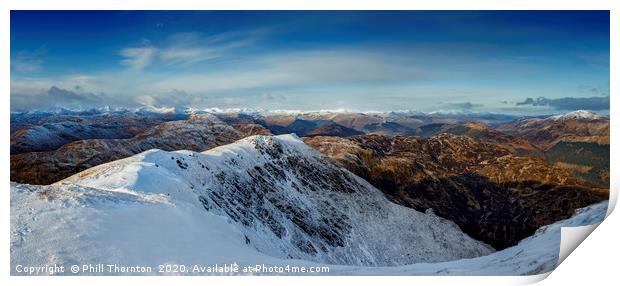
12,134 -> 493,268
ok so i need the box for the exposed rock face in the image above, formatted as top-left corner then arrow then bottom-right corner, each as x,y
10,115 -> 243,185
304,134 -> 608,249
55,134 -> 493,266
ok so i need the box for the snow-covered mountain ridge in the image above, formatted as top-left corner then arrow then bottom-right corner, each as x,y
13,134 -> 492,269
10,177 -> 607,275
549,110 -> 606,121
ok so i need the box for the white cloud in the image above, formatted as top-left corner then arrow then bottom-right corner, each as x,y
119,47 -> 157,70
118,30 -> 264,70
157,30 -> 259,66
133,95 -> 157,107
159,47 -> 219,66
141,50 -> 428,95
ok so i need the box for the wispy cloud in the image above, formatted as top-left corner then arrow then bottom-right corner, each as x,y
158,31 -> 258,66
121,29 -> 265,69
11,50 -> 44,73
119,47 -> 158,70
159,47 -> 219,65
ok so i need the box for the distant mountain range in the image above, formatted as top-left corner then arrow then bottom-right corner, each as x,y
11,108 -> 609,187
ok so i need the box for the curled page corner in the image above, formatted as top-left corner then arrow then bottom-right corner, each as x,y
493,272 -> 551,286
532,271 -> 553,284
515,271 -> 552,285
555,195 -> 615,268
556,223 -> 601,267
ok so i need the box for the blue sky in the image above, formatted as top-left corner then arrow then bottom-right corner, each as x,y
10,11 -> 610,114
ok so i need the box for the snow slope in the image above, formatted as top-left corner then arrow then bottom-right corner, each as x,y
10,134 -> 607,275
62,134 -> 493,266
10,181 -> 606,276
341,201 -> 607,275
11,135 -> 492,270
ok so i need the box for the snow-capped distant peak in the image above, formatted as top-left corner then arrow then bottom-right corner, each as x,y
549,110 -> 606,121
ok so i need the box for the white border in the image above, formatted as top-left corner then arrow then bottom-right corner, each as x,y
2,1 -> 618,286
